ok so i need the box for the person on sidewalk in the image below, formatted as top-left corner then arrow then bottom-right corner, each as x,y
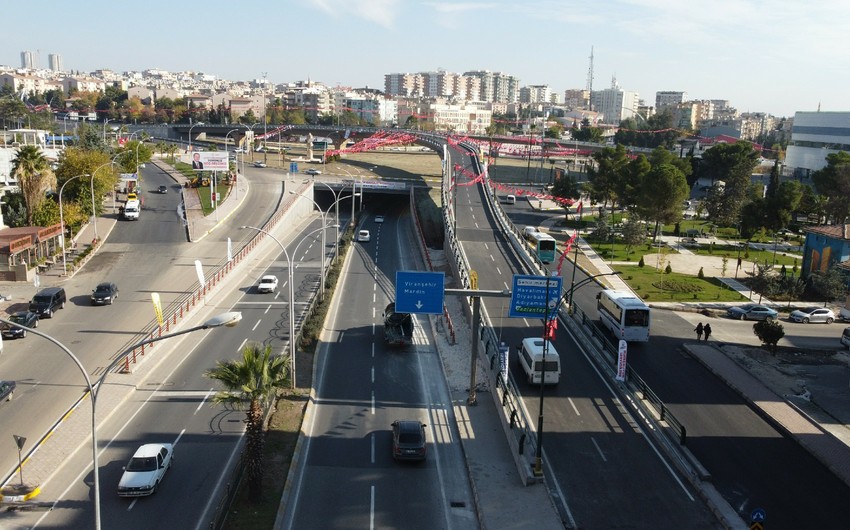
694,322 -> 704,341
703,323 -> 712,341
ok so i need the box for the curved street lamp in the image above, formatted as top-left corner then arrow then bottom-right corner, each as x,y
188,121 -> 205,151
240,225 -> 331,389
316,181 -> 360,259
289,191 -> 344,301
59,173 -> 91,276
0,311 -> 242,530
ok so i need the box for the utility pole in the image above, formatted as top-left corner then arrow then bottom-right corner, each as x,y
262,72 -> 268,164
586,46 -> 594,111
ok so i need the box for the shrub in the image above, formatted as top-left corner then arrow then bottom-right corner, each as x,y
638,256 -> 645,268
665,263 -> 673,274
698,267 -> 705,279
753,320 -> 785,355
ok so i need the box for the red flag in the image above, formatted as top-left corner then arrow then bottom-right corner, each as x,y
544,318 -> 557,340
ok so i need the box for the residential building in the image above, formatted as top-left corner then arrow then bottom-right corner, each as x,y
48,54 -> 62,72
397,98 -> 491,134
563,89 -> 589,110
62,76 -> 106,95
20,51 -> 35,69
590,78 -> 639,125
519,85 -> 551,104
463,70 -> 520,104
801,224 -> 850,278
655,91 -> 687,110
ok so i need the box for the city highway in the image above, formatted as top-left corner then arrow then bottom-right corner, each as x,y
502,184 -> 850,527
282,201 -> 477,529
0,163 -> 319,526
448,146 -> 720,528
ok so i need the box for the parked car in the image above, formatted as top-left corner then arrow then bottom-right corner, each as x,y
789,307 -> 836,324
1,311 -> 38,339
257,275 -> 279,293
29,287 -> 67,318
253,161 -> 267,168
157,185 -> 168,194
841,327 -> 850,349
391,420 -> 427,461
305,168 -> 322,176
0,380 -> 15,401
727,304 -> 778,321
117,443 -> 174,497
91,282 -> 119,305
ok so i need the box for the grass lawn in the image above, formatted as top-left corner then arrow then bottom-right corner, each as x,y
618,265 -> 750,302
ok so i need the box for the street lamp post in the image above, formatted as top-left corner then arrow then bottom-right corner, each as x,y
188,121 -> 204,151
316,181 -> 359,264
102,118 -> 111,143
59,174 -> 91,276
289,191 -> 346,301
0,311 -> 242,530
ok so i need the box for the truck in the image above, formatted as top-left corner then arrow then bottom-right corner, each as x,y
123,199 -> 140,220
383,303 -> 414,346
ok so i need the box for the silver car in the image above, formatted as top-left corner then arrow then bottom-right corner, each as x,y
727,304 -> 778,321
789,307 -> 836,324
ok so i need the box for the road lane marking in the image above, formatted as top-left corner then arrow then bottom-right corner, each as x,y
196,390 -> 214,414
252,319 -> 261,331
370,485 -> 375,530
591,437 -> 607,462
568,397 -> 581,416
236,338 -> 247,353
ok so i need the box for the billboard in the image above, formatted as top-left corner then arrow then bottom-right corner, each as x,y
183,151 -> 229,171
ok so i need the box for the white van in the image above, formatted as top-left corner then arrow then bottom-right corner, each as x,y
123,199 -> 140,220
504,194 -> 516,205
517,337 -> 560,385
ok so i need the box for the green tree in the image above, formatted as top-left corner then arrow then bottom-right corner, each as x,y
12,145 -> 56,225
570,118 -> 603,143
55,148 -> 119,217
635,163 -> 689,241
753,320 -> 785,354
621,215 -> 647,257
697,142 -> 760,226
205,344 -> 289,499
811,151 -> 850,224
618,154 -> 651,210
550,174 -> 581,223
586,144 -> 630,209
808,268 -> 847,306
1,193 -> 28,227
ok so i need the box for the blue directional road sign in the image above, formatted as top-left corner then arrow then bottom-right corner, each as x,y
509,274 -> 562,320
290,162 -> 298,173
395,271 -> 445,314
750,508 -> 766,523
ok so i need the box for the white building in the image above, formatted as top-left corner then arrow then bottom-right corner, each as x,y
48,54 -> 62,72
785,111 -> 850,179
590,78 -> 639,125
655,91 -> 687,109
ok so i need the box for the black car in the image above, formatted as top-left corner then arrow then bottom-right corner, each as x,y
91,282 -> 119,305
29,287 -> 67,318
391,420 -> 427,461
157,185 -> 168,194
1,311 -> 38,339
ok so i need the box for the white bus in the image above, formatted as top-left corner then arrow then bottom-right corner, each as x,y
517,337 -> 561,385
526,231 -> 557,263
596,289 -> 651,342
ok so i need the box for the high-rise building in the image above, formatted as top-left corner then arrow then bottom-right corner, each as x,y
590,78 -> 639,124
20,50 -> 35,69
519,85 -> 551,104
463,70 -> 520,104
655,91 -> 687,109
48,53 -> 62,72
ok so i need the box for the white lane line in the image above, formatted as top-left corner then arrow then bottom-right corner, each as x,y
489,254 -> 495,262
236,338 -> 247,353
372,342 -> 375,358
371,433 -> 375,464
252,319 -> 261,331
371,366 -> 375,384
371,391 -> 375,415
568,397 -> 581,416
496,266 -> 502,276
264,304 -> 271,314
196,389 -> 214,414
591,437 -> 607,462
370,485 -> 376,530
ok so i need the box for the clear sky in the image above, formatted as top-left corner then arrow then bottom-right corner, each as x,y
3,0 -> 847,118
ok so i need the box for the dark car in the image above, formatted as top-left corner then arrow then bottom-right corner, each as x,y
1,311 -> 38,339
0,380 -> 15,401
29,287 -> 67,318
391,420 -> 427,461
157,185 -> 168,194
727,304 -> 778,321
91,282 -> 119,305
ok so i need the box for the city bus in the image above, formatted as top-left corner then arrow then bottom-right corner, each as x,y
527,231 -> 557,263
596,289 -> 651,342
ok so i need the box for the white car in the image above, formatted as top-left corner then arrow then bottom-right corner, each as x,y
257,275 -> 279,293
358,229 -> 371,242
253,161 -> 267,168
117,443 -> 174,497
305,168 -> 322,176
374,215 -> 384,223
789,307 -> 836,324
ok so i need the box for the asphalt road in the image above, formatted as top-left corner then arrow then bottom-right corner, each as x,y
282,202 -> 477,529
503,182 -> 850,528
448,146 -> 721,528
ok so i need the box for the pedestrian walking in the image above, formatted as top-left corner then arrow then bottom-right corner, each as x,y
694,322 -> 704,341
703,323 -> 712,341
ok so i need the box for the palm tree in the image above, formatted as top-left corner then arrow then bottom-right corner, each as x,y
12,145 -> 55,225
205,343 -> 289,498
